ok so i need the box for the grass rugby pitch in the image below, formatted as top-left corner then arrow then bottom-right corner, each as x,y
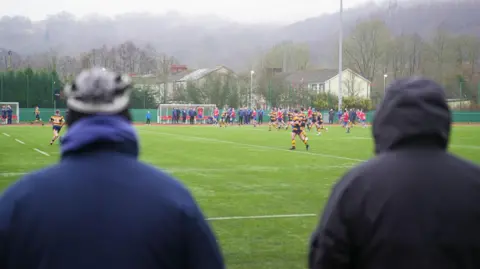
1,124 -> 480,269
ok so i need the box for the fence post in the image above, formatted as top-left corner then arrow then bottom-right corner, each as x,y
0,72 -> 3,101
26,74 -> 29,108
478,82 -> 480,104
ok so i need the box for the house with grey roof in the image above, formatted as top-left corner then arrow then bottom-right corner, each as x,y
280,68 -> 372,98
175,65 -> 236,88
131,65 -> 236,103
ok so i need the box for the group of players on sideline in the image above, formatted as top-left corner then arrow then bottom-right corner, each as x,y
1,105 -> 14,125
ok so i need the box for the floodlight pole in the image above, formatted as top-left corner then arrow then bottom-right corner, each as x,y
338,0 -> 343,111
250,70 -> 255,108
383,74 -> 388,94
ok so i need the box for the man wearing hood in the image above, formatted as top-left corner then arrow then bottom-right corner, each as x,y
0,68 -> 224,269
308,78 -> 480,269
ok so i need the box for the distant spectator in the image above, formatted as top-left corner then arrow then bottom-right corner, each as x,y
6,105 -> 12,124
239,108 -> 244,125
182,108 -> 187,123
176,108 -> 181,123
309,78 -> 480,269
258,108 -> 264,124
349,108 -> 356,125
0,68 -> 225,269
172,108 -> 177,124
1,105 -> 6,124
328,109 -> 334,124
146,110 -> 151,125
189,108 -> 195,124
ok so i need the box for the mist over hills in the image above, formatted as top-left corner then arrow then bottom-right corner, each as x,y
0,0 -> 479,71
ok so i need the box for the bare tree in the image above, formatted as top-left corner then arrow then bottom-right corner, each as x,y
426,28 -> 453,84
80,53 -> 91,69
406,34 -> 423,76
343,71 -> 362,97
344,20 -> 390,83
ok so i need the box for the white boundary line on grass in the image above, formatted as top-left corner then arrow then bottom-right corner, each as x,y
0,172 -> 26,177
207,213 -> 317,221
0,163 -> 355,178
34,148 -> 50,156
142,130 -> 366,162
3,133 -> 52,157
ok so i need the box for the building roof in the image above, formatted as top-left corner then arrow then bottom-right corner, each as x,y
280,69 -> 339,84
132,65 -> 235,83
177,65 -> 234,82
279,68 -> 371,84
168,70 -> 192,82
178,68 -> 215,81
130,70 -> 193,83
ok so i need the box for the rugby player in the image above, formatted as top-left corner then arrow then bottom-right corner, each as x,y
268,108 -> 277,131
313,110 -> 328,135
286,109 -> 294,130
276,108 -> 285,130
342,109 -> 351,133
230,108 -> 236,125
299,108 -> 309,140
49,110 -> 64,145
31,105 -> 44,125
307,107 -> 313,129
290,110 -> 309,151
220,109 -> 227,127
213,107 -> 219,125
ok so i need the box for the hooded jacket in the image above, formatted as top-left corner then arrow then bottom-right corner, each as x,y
0,115 -> 224,269
309,78 -> 480,269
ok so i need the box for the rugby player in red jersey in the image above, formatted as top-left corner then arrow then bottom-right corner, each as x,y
307,107 -> 313,130
343,109 -> 351,133
277,109 -> 285,130
359,109 -> 367,128
230,108 -> 236,125
213,107 -> 219,125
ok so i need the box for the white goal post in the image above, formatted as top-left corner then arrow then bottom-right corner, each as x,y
0,102 -> 20,124
157,104 -> 217,124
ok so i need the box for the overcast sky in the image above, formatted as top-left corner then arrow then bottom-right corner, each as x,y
2,0 -> 376,24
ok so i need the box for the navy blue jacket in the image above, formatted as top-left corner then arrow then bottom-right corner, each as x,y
0,138 -> 224,269
310,78 -> 480,269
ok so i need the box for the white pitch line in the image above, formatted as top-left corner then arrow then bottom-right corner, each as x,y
450,144 -> 480,150
15,139 -> 25,144
207,213 -> 316,221
34,148 -> 50,156
142,130 -> 366,162
0,172 -> 27,177
2,133 -> 10,137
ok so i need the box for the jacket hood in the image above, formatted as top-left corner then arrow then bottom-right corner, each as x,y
372,77 -> 451,154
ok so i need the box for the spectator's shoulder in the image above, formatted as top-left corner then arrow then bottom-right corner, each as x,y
332,157 -> 381,196
0,165 -> 58,209
134,162 -> 197,203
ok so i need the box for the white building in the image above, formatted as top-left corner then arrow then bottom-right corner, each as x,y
175,65 -> 235,88
131,65 -> 236,102
281,68 -> 372,98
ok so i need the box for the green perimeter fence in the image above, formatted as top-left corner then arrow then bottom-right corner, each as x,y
13,108 -> 480,123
